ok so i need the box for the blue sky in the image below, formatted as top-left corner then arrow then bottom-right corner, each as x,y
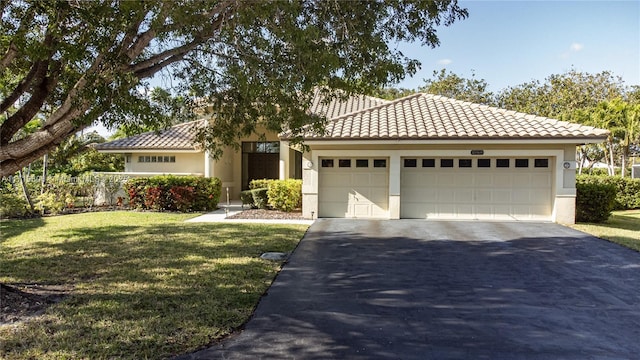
395,0 -> 639,92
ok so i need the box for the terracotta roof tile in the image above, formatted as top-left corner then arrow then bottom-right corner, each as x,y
299,93 -> 609,141
94,120 -> 205,151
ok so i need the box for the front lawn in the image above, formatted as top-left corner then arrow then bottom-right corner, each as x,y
0,212 -> 308,359
571,210 -> 640,252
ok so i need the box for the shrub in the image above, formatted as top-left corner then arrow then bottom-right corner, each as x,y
123,176 -> 221,212
576,176 -> 617,223
240,190 -> 255,208
35,191 -> 73,215
249,179 -> 275,190
267,179 -> 302,212
0,193 -> 29,218
251,188 -> 269,209
609,176 -> 640,210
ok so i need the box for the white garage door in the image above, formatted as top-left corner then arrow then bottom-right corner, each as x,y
319,158 -> 389,218
401,157 -> 553,221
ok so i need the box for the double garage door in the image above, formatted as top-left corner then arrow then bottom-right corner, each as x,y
318,157 -> 553,220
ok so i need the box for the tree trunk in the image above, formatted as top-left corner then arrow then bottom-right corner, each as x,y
41,153 -> 48,194
18,168 -> 34,212
608,141 -> 615,176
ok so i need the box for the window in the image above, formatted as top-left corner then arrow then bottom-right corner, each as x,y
477,159 -> 491,168
515,159 -> 529,168
242,141 -> 280,153
404,159 -> 417,168
138,155 -> 174,163
356,159 -> 369,168
373,159 -> 387,168
338,159 -> 351,168
126,155 -> 131,163
422,159 -> 435,167
441,159 -> 454,168
535,159 -> 549,168
496,159 -> 510,168
321,159 -> 334,168
459,159 -> 472,168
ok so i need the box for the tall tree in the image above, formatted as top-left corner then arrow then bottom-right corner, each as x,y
497,69 -> 626,118
419,68 -> 494,105
0,0 -> 468,177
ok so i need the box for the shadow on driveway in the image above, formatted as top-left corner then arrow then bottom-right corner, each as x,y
176,219 -> 640,359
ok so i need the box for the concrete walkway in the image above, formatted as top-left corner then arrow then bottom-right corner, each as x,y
176,219 -> 640,359
185,201 -> 314,225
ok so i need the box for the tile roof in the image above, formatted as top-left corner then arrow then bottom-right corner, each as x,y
95,90 -> 388,151
94,120 -> 205,151
307,88 -> 390,119
295,93 -> 609,141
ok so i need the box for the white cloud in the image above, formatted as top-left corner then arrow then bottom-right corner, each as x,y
437,58 -> 452,65
570,43 -> 584,52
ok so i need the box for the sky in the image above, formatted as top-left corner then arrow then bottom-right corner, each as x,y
394,0 -> 640,92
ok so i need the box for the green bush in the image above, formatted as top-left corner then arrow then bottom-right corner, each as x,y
240,190 -> 255,208
576,175 -> 617,223
35,191 -> 74,215
267,179 -> 302,212
0,193 -> 29,218
251,188 -> 269,209
249,179 -> 275,190
124,176 -> 221,212
608,176 -> 640,210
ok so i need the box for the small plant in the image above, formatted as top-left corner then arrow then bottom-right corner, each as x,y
249,179 -> 275,190
251,188 -> 269,209
240,190 -> 256,208
0,193 -> 29,218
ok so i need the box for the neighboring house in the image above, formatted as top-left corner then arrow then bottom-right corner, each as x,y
96,92 -> 608,224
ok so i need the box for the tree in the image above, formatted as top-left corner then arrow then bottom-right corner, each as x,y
497,69 -> 626,118
0,0 -> 468,177
368,87 -> 417,101
419,68 -> 494,105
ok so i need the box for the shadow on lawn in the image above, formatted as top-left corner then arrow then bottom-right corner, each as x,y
0,216 -> 45,243
0,222 -> 302,359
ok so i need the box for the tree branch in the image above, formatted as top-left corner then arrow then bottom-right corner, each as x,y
0,43 -> 18,72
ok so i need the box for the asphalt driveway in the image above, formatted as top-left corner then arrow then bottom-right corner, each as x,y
177,219 -> 640,359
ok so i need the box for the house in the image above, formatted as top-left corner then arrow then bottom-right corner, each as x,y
96,92 -> 608,224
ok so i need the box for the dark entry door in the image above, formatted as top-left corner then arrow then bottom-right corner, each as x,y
247,153 -> 279,187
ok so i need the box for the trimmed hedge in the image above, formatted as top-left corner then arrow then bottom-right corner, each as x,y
242,179 -> 303,212
576,175 -> 617,223
124,175 -> 221,212
267,179 -> 302,212
608,176 -> 640,210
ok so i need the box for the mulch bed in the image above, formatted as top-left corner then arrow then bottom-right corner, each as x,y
226,208 -> 304,220
0,284 -> 70,325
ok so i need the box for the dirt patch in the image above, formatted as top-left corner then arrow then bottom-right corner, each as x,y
227,208 -> 304,220
0,283 -> 70,325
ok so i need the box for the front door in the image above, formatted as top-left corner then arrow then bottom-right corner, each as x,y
247,153 -> 279,188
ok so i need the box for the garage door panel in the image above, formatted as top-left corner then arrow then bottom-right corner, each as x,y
400,157 -> 552,221
319,158 -> 389,218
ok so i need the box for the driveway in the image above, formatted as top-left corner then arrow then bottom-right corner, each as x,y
177,219 -> 640,359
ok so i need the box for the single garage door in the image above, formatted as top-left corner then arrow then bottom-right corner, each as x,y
401,157 -> 553,220
319,158 -> 389,218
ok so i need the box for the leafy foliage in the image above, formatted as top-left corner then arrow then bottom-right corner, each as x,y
0,0 -> 468,176
251,188 -> 269,210
420,68 -> 494,104
124,175 -> 221,212
576,175 -> 617,223
267,179 -> 302,212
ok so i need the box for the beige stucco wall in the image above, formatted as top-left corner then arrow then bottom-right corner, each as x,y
126,152 -> 205,174
302,142 -> 581,224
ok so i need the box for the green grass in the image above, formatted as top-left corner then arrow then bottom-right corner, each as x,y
0,212 -> 308,359
571,210 -> 640,252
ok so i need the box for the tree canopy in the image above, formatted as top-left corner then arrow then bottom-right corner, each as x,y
0,0 -> 468,177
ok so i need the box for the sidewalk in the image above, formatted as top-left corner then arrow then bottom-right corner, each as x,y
185,201 -> 314,225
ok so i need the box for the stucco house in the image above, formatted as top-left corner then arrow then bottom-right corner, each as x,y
96,92 -> 608,224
